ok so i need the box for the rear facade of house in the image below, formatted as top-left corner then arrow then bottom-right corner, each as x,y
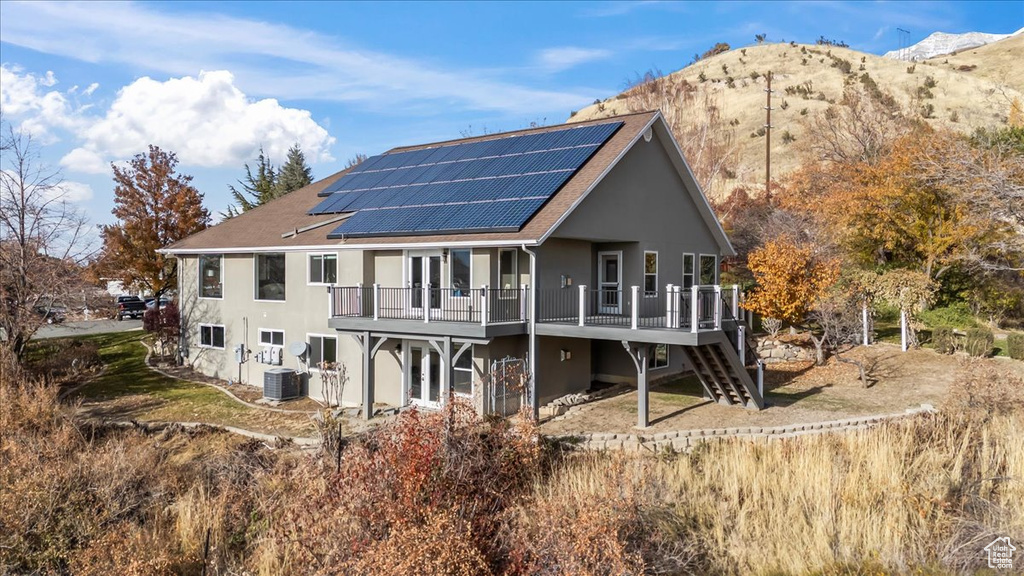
165,111 -> 761,427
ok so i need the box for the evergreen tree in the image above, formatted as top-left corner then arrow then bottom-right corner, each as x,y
275,144 -> 314,196
223,148 -> 277,218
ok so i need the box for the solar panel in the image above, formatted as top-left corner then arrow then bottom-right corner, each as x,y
313,121 -> 623,238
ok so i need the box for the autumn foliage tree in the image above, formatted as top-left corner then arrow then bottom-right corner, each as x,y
742,237 -> 839,337
98,146 -> 209,301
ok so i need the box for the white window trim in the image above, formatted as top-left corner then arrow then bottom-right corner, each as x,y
449,248 -> 473,298
699,254 -> 718,286
452,344 -> 474,398
648,343 -> 669,371
253,253 -> 287,303
258,328 -> 285,349
307,333 -> 339,371
497,248 -> 518,297
643,250 -> 658,298
198,323 -> 225,349
197,254 -> 224,300
307,252 -> 338,286
682,253 -> 695,288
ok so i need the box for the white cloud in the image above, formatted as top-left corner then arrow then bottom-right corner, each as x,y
53,180 -> 94,202
0,1 -> 596,114
0,64 -> 88,143
60,70 -> 335,173
536,47 -> 612,72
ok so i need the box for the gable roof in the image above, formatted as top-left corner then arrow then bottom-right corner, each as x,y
163,110 -> 731,255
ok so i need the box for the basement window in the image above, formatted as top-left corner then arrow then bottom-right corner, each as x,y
308,334 -> 338,368
199,324 -> 225,349
647,344 -> 669,370
453,346 -> 473,397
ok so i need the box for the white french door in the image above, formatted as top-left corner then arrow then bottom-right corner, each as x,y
408,251 -> 442,313
408,342 -> 441,408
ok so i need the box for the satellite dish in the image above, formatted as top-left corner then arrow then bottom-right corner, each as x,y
288,341 -> 309,357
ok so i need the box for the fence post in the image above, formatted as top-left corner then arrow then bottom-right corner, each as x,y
481,285 -> 488,326
356,281 -> 363,317
674,286 -> 682,330
691,285 -> 699,333
631,286 -> 639,329
714,285 -> 722,330
665,284 -> 674,329
731,284 -> 739,319
757,361 -> 764,398
738,324 -> 746,359
520,284 -> 528,321
900,308 -> 907,352
424,284 -> 430,323
372,283 -> 379,321
862,300 -> 870,346
327,285 -> 334,318
576,284 -> 586,326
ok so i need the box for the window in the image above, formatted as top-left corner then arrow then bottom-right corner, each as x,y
255,253 -> 286,301
453,346 -> 473,397
682,254 -> 695,289
308,253 -> 337,285
450,249 -> 471,297
259,329 -> 284,348
309,335 -> 338,368
647,344 -> 669,370
199,255 -> 222,298
644,251 -> 658,296
199,324 -> 225,349
699,255 -> 718,285
498,249 -> 518,291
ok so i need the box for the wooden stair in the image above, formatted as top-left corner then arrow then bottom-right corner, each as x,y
681,334 -> 764,410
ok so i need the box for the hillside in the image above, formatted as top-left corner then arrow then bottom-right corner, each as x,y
570,41 -> 1023,198
926,31 -> 1024,90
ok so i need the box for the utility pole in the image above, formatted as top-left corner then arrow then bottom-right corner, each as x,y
764,70 -> 773,200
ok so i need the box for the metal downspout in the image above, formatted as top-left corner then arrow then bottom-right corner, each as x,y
521,244 -> 538,419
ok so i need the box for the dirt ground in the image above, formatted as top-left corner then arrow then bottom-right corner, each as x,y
540,343 -> 988,435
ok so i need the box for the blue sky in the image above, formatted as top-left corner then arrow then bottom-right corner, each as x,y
1,0 -> 1021,234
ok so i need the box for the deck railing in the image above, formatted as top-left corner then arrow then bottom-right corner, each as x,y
330,283 -> 745,334
329,284 -> 528,325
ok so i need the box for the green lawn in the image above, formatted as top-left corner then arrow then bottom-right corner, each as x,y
63,332 -> 317,437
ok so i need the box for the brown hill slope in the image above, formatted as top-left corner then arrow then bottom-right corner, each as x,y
570,41 -> 1023,199
927,32 -> 1024,90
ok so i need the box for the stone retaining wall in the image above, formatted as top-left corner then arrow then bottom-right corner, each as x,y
549,404 -> 936,453
756,336 -> 815,363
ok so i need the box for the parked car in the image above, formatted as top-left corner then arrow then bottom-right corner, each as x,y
34,303 -> 67,324
144,297 -> 172,310
115,295 -> 146,320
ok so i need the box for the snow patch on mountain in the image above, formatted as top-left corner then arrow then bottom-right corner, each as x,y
884,28 -> 1024,61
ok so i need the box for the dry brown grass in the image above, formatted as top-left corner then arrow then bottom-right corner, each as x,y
2,356 -> 1022,575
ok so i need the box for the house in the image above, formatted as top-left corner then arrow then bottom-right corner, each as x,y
161,110 -> 762,428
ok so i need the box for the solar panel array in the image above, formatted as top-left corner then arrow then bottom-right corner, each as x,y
311,121 -> 623,238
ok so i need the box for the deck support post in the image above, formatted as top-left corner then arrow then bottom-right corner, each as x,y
622,341 -> 649,428
353,331 -> 375,420
578,285 -> 586,326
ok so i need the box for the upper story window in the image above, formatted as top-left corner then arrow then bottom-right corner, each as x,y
699,255 -> 718,285
199,255 -> 222,299
309,253 -> 337,285
450,249 -> 471,297
255,253 -> 286,301
683,254 -> 695,289
644,251 -> 658,296
498,249 -> 518,291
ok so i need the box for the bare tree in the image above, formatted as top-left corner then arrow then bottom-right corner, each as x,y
799,85 -> 912,166
0,125 -> 92,361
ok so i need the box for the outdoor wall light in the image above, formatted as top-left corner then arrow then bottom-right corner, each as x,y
560,349 -> 571,361
442,249 -> 449,263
